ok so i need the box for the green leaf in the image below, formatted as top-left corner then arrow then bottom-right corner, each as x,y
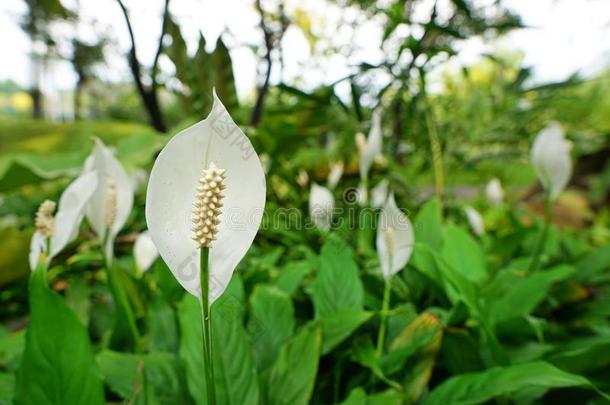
212,37 -> 239,110
483,265 -> 574,326
261,324 -> 321,405
248,285 -> 295,371
0,328 -> 24,372
274,260 -> 312,296
14,267 -> 105,405
319,310 -> 372,354
0,373 -> 14,405
414,197 -> 443,251
179,294 -> 258,405
338,387 -> 366,405
422,361 -> 607,405
148,296 -> 179,353
441,224 -> 487,284
549,336 -> 610,374
312,235 -> 364,318
97,350 -> 192,405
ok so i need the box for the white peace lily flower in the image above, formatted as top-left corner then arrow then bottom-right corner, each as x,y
376,193 -> 414,279
531,122 -> 572,200
309,183 -> 335,231
371,179 -> 389,208
134,231 -> 159,273
358,109 -> 383,181
464,206 -> 485,236
326,161 -> 344,190
485,178 -> 504,205
84,138 -> 134,264
29,172 -> 99,270
356,182 -> 367,206
145,92 -> 266,304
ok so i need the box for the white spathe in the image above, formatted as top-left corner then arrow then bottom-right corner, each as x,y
531,122 -> 572,200
29,171 -> 99,269
309,183 -> 335,230
371,179 -> 389,208
376,193 -> 414,279
134,231 -> 159,273
464,206 -> 485,236
145,92 -> 266,304
485,178 -> 504,205
327,161 -> 344,190
84,138 -> 134,263
358,109 -> 383,181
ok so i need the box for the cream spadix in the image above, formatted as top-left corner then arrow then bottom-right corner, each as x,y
29,172 -> 98,269
145,92 -> 266,304
531,122 -> 572,201
375,193 -> 414,279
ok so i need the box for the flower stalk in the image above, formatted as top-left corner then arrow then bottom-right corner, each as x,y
376,274 -> 392,358
528,193 -> 553,272
200,247 -> 216,405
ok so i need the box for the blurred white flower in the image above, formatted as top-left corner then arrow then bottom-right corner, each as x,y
145,91 -> 266,304
84,138 -> 134,264
134,231 -> 158,273
376,193 -> 414,279
358,110 -> 383,181
485,178 -> 504,206
327,161 -> 344,190
29,172 -> 98,270
130,168 -> 149,191
371,179 -> 389,208
531,122 -> 572,200
309,183 -> 334,230
464,206 -> 485,236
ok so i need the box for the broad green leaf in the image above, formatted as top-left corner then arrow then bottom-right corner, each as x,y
414,197 -> 443,250
319,310 -> 372,354
422,361 -> 606,405
441,224 -> 486,283
0,227 -> 30,287
212,37 -> 239,110
262,324 -> 321,405
367,389 -> 403,405
0,373 -> 14,405
14,267 -> 105,405
148,296 -> 179,353
312,235 -> 364,318
96,350 -> 192,405
179,294 -> 258,405
0,328 -> 24,372
385,312 -> 442,375
338,387 -> 366,405
483,265 -> 574,326
549,336 -> 610,374
248,285 -> 295,371
440,329 -> 484,374
274,260 -> 313,296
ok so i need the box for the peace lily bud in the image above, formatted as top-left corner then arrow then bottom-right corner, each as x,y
146,91 -> 266,304
485,178 -> 504,206
309,183 -> 334,230
84,138 -> 134,263
296,169 -> 309,188
327,161 -> 344,190
464,206 -> 485,236
371,179 -> 389,208
376,193 -> 414,279
29,172 -> 98,269
134,231 -> 159,273
358,109 -> 383,181
531,122 -> 572,201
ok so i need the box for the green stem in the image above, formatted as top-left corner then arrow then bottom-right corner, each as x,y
376,276 -> 392,358
424,101 -> 445,201
528,195 -> 553,272
200,247 -> 216,405
102,232 -> 143,352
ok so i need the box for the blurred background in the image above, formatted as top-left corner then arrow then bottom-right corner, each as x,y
1,0 -> 610,308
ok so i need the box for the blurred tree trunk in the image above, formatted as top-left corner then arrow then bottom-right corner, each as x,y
116,0 -> 169,133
